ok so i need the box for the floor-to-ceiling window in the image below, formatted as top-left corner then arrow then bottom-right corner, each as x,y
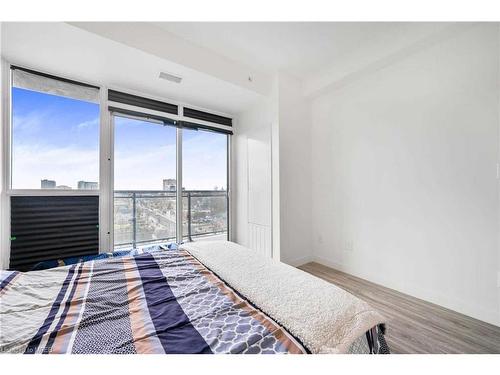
111,106 -> 230,250
113,115 -> 177,249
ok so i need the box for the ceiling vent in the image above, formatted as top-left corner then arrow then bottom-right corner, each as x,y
159,71 -> 182,84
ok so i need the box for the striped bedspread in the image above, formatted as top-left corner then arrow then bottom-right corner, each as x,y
0,250 -> 306,354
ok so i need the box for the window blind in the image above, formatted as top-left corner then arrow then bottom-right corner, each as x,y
9,196 -> 99,271
108,89 -> 178,115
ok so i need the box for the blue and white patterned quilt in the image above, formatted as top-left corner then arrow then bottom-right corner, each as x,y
0,249 -> 306,354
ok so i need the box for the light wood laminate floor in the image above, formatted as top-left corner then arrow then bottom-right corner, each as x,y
298,262 -> 500,354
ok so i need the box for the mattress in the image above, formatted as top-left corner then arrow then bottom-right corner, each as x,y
0,244 -> 389,354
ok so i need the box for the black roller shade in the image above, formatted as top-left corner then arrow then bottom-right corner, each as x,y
11,65 -> 100,89
9,196 -> 99,272
183,107 -> 232,126
108,90 -> 178,115
109,106 -> 233,135
181,120 -> 233,135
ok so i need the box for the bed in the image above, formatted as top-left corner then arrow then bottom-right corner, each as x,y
0,241 -> 389,354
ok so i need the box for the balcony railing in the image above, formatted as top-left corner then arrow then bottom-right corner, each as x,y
114,190 -> 228,249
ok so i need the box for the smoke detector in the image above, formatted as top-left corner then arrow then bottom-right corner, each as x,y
159,71 -> 182,84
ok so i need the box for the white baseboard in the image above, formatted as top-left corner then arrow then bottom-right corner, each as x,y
283,255 -> 314,267
311,255 -> 345,272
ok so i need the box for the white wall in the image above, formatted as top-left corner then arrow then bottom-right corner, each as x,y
276,74 -> 313,266
310,24 -> 500,326
233,74 -> 313,265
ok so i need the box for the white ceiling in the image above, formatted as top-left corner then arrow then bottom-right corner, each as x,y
1,22 -> 261,115
154,22 -> 450,80
1,22 -> 455,114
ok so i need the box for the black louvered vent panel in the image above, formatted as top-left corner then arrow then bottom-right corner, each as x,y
10,196 -> 99,272
108,90 -> 178,115
183,107 -> 232,127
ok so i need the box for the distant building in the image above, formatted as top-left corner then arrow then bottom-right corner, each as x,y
163,179 -> 176,191
41,179 -> 56,189
78,181 -> 98,190
56,185 -> 72,190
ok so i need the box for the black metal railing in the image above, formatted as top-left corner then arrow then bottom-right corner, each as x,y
114,190 -> 228,249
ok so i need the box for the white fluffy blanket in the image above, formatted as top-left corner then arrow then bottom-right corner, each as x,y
180,241 -> 386,354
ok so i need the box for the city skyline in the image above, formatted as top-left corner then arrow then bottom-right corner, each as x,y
40,179 -> 98,190
39,177 -> 226,191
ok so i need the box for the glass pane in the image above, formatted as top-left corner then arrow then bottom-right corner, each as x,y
113,194 -> 134,246
11,87 -> 99,189
113,116 -> 176,249
182,128 -> 228,242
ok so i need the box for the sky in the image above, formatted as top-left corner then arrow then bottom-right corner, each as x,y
12,87 -> 227,190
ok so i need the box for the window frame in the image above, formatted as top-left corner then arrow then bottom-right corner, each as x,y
2,61 -> 232,260
8,66 -> 103,194
109,105 -> 231,247
109,111 -> 179,247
